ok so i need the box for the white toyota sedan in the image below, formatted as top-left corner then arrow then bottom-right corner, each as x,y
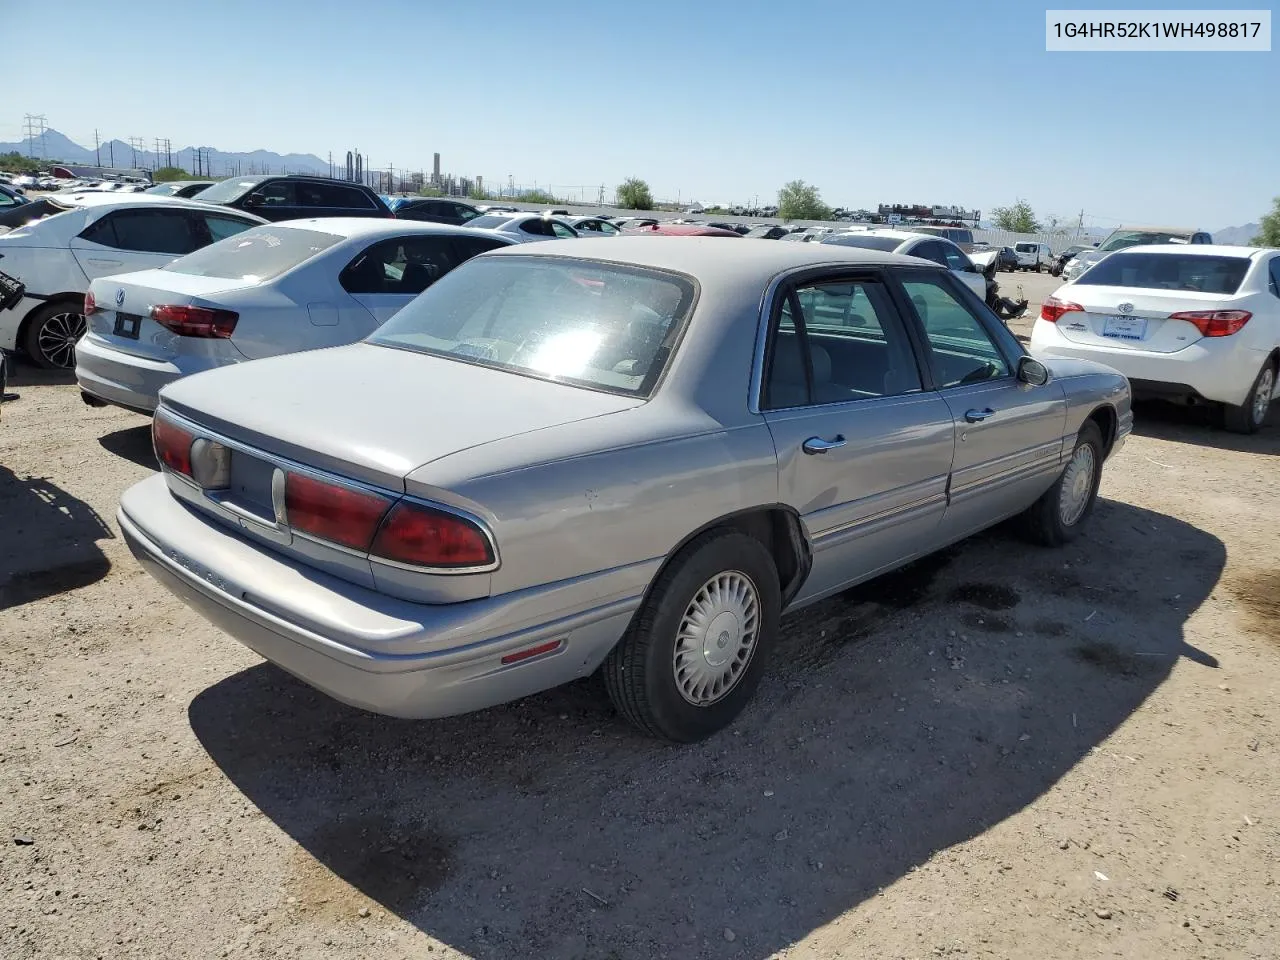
0,194 -> 265,368
76,219 -> 515,414
1031,244 -> 1280,433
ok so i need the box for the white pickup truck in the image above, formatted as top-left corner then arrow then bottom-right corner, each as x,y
1013,241 -> 1055,272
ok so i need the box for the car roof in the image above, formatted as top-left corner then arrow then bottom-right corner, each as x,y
253,217 -> 516,241
842,229 -> 929,242
52,192 -> 239,211
1116,243 -> 1271,258
485,235 -> 927,275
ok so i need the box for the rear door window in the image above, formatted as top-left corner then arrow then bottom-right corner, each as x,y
80,209 -> 200,255
297,181 -> 375,210
520,218 -> 553,237
340,235 -> 461,295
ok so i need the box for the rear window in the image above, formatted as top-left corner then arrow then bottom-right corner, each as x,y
161,226 -> 342,282
1015,243 -> 1037,253
467,215 -> 516,229
369,256 -> 696,397
1074,252 -> 1251,295
192,178 -> 264,204
822,234 -> 903,253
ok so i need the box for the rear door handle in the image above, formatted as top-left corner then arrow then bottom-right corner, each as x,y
802,435 -> 846,455
964,408 -> 995,423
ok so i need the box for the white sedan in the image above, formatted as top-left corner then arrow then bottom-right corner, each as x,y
821,229 -> 988,300
1031,244 -> 1280,433
464,212 -> 580,242
0,194 -> 265,368
75,219 -> 516,413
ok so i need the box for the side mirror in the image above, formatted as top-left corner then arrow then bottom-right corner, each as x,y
1017,356 -> 1050,387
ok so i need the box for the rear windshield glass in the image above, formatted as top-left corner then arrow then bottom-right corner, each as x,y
467,215 -> 516,229
1097,230 -> 1192,252
191,178 -> 263,204
162,227 -> 342,282
369,256 -> 696,397
1015,243 -> 1037,252
1074,253 -> 1251,294
822,234 -> 903,253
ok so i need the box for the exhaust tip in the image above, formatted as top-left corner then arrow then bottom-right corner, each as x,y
81,390 -> 108,408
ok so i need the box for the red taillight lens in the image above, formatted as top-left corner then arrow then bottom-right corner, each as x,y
150,305 -> 238,338
371,502 -> 495,568
1040,296 -> 1084,323
84,290 -> 99,316
1168,309 -> 1252,338
284,473 -> 392,551
152,416 -> 194,476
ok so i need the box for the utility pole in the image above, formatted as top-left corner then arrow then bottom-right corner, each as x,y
128,137 -> 145,169
1076,208 -> 1085,240
108,140 -> 114,167
94,129 -> 101,166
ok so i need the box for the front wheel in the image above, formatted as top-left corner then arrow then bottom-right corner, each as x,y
603,530 -> 781,742
1020,421 -> 1104,546
1222,361 -> 1275,434
23,302 -> 86,370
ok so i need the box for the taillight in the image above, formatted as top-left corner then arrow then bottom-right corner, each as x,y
1169,309 -> 1252,338
371,502 -> 495,568
153,416 -> 194,476
150,305 -> 238,338
1040,296 -> 1084,323
84,290 -> 99,316
284,473 -> 392,552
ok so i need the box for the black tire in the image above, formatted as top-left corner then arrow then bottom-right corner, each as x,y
603,530 -> 781,742
23,301 -> 86,370
1221,360 -> 1276,435
1020,421 -> 1104,547
1035,263 -> 1043,273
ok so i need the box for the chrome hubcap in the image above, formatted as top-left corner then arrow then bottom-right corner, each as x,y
673,570 -> 760,706
1252,367 -> 1274,425
38,311 -> 86,369
1058,442 -> 1097,527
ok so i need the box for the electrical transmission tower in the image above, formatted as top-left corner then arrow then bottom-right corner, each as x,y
23,114 -> 48,158
128,137 -> 146,169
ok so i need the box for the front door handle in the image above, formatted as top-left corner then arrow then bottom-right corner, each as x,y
964,408 -> 995,423
802,435 -> 846,455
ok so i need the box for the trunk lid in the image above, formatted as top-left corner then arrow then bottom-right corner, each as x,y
85,269 -> 257,362
1052,285 -> 1238,354
158,342 -> 645,490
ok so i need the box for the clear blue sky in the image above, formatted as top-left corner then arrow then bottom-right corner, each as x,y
4,0 -> 1276,228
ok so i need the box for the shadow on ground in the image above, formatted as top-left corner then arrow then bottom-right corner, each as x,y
99,424 -> 157,469
1131,398 -> 1279,455
0,465 -> 113,609
5,361 -> 76,388
189,499 -> 1222,959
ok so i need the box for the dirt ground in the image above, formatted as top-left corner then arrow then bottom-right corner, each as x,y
2,326 -> 1278,959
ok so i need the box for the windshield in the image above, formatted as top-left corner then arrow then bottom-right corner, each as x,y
1098,230 -> 1192,253
191,177 -> 264,204
821,234 -> 903,253
162,226 -> 341,282
1074,252 -> 1251,294
467,215 -> 517,229
369,256 -> 696,397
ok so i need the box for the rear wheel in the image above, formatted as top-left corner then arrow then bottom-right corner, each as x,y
603,530 -> 780,742
1021,421 -> 1104,546
24,302 -> 86,370
1222,361 -> 1276,434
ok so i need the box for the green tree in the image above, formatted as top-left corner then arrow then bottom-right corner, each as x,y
416,185 -> 445,198
0,152 -> 41,175
468,185 -> 489,201
151,166 -> 191,182
1251,196 -> 1280,246
991,199 -> 1042,233
615,177 -> 654,210
777,180 -> 832,221
520,188 -> 558,205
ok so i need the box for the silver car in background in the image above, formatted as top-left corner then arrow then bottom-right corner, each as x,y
120,238 -> 1131,742
1065,226 -> 1214,281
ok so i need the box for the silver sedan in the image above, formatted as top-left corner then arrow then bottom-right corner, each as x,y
119,238 -> 1132,741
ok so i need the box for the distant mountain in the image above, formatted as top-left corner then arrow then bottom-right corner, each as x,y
0,128 -> 329,177
1212,223 -> 1259,245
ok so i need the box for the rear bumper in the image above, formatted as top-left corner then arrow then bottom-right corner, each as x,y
74,334 -> 197,413
118,474 -> 643,719
1030,319 -> 1266,408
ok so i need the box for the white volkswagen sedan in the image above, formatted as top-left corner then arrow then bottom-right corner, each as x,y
821,229 -> 987,301
1031,245 -> 1280,433
0,194 -> 265,368
76,219 -> 517,414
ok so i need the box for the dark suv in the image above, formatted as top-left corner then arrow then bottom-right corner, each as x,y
192,175 -> 392,222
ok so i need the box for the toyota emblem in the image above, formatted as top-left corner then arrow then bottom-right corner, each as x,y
1117,302 -> 1133,314
115,289 -> 126,307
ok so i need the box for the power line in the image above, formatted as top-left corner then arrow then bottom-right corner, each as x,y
23,114 -> 48,159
